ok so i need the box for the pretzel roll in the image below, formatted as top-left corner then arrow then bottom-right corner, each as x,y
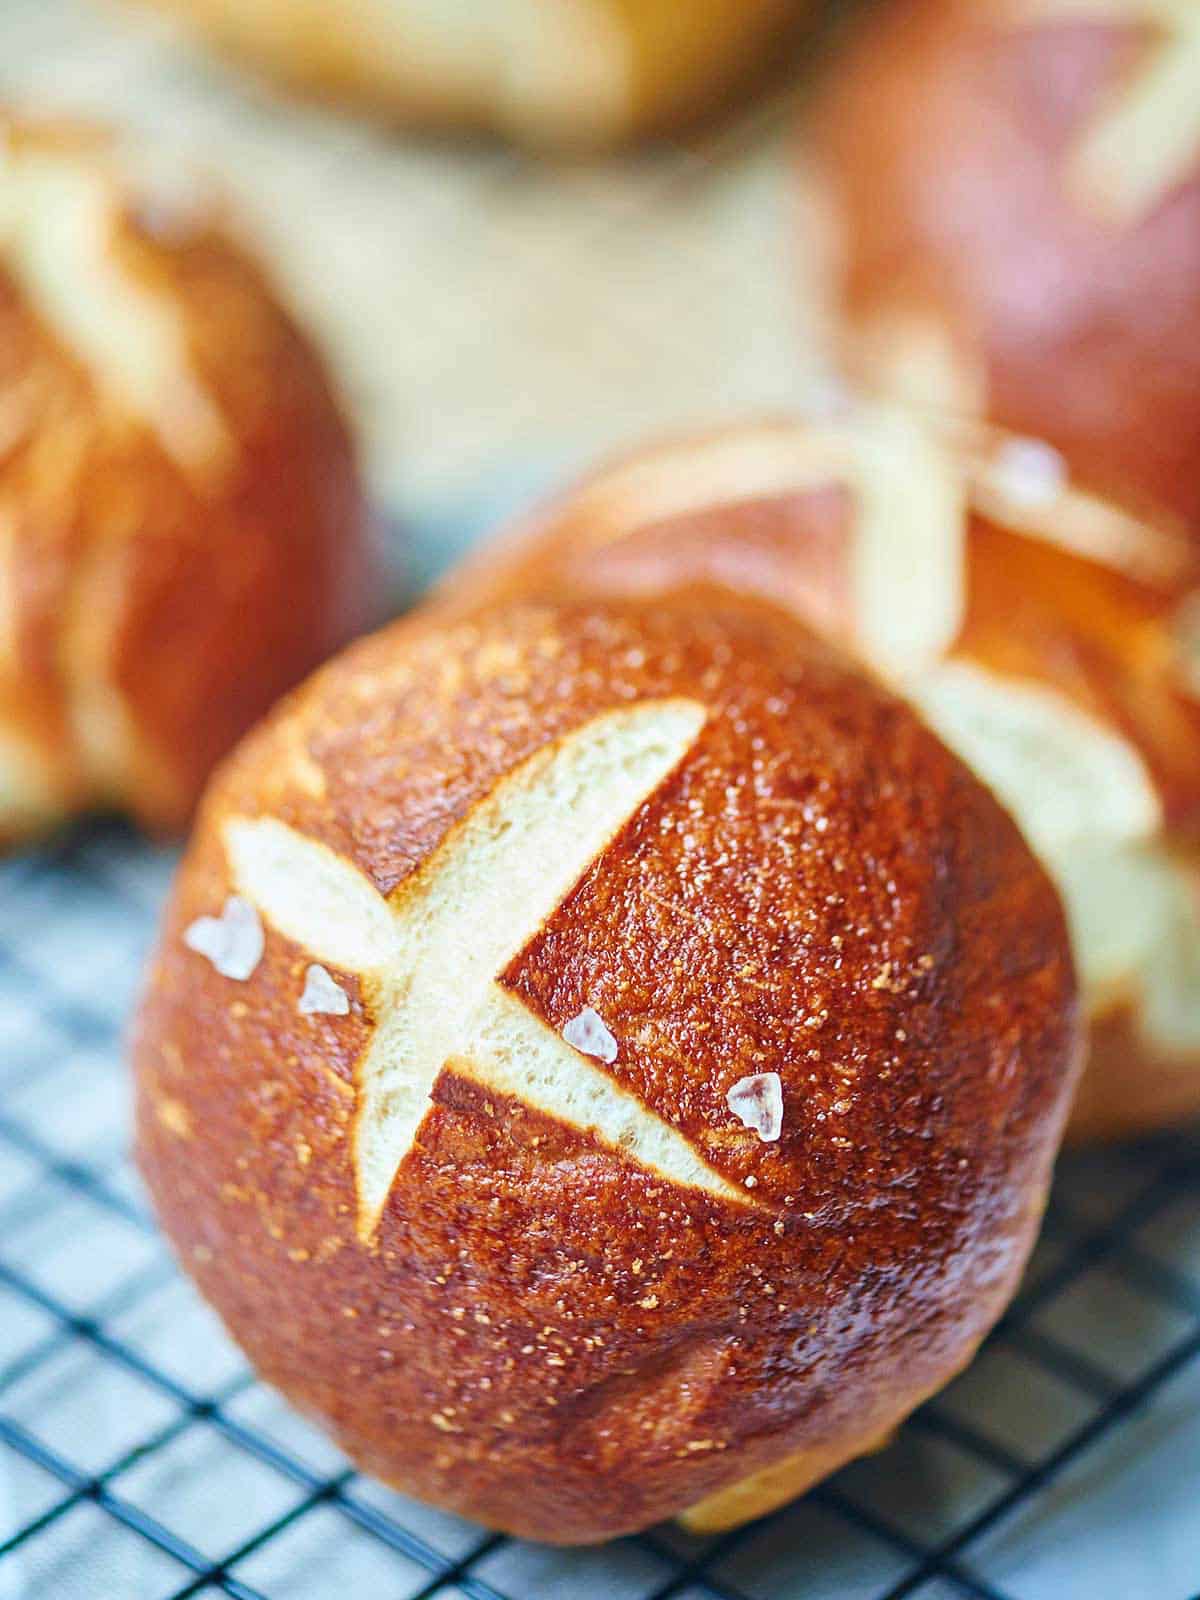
134,592 -> 1077,1540
0,116 -> 372,844
131,0 -> 805,149
442,415 -> 1200,1142
808,0 -> 1200,541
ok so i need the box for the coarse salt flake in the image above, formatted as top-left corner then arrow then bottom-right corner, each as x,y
299,963 -> 350,1017
801,370 -> 854,420
120,143 -> 211,244
183,895 -> 263,981
563,1006 -> 618,1064
990,437 -> 1068,511
726,1072 -> 784,1143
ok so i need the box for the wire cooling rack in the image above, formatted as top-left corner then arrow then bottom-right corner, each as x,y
2,0 -> 1200,1594
0,818 -> 1198,1600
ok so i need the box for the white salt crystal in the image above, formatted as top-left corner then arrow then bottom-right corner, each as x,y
299,963 -> 350,1017
563,1006 -> 618,1064
726,1072 -> 784,1143
183,895 -> 263,981
990,437 -> 1068,510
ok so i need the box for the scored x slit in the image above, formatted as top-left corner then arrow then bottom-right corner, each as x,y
223,698 -> 745,1243
1010,0 -> 1200,221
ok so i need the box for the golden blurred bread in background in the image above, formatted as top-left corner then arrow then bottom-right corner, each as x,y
808,0 -> 1200,543
0,116 -> 374,845
442,414 -> 1200,1142
129,0 -> 808,148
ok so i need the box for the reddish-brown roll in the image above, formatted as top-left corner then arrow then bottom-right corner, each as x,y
134,590 -> 1078,1539
442,415 -> 1200,1142
0,115 -> 374,844
806,0 -> 1200,543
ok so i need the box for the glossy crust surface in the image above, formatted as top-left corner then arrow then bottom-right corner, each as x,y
439,418 -> 1200,1143
131,0 -> 805,149
808,0 -> 1200,540
135,592 -> 1078,1542
0,117 -> 373,842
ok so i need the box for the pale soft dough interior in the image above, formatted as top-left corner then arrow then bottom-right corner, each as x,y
843,407 -> 967,684
225,698 -> 746,1239
842,307 -> 988,419
492,0 -> 632,143
912,662 -> 1162,858
225,814 -> 402,976
912,660 -> 1200,1053
558,414 -> 1187,696
1055,842 -> 1200,1052
544,416 -> 1196,697
0,144 -> 227,471
61,669 -> 143,812
561,416 -> 970,681
162,0 -> 633,142
459,987 -> 742,1198
561,424 -> 871,547
358,0 -> 633,137
1009,0 -> 1200,222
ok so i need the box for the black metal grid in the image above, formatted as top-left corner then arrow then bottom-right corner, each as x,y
0,821 -> 1197,1600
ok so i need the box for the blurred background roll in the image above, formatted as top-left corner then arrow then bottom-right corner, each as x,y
0,115 -> 374,843
440,411 -> 1200,1143
129,0 -> 812,149
808,0 -> 1200,542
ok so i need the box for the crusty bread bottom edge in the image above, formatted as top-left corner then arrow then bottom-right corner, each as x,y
682,1173 -> 1061,1531
1067,1017 -> 1200,1145
677,1367 -> 960,1533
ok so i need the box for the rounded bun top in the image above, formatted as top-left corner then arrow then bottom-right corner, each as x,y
138,591 -> 1077,1536
0,114 -> 372,840
442,414 -> 1200,835
807,0 -> 1200,539
436,418 -> 1200,1139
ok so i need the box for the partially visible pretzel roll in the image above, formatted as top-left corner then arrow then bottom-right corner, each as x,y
442,414 -> 1200,1143
135,591 -> 1078,1541
0,116 -> 373,843
807,0 -> 1200,541
130,0 -> 806,149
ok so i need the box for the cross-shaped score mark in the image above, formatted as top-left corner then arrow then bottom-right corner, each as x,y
222,698 -> 744,1242
1011,0 -> 1200,221
542,414 -> 1182,686
497,415 -> 1200,1063
551,418 -> 967,683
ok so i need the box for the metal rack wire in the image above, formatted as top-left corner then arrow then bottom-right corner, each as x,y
1,0 -> 1200,1593
0,792 -> 1197,1600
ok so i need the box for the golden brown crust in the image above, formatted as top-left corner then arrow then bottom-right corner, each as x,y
608,0 -> 806,142
129,0 -> 806,148
680,1368 -> 947,1531
1069,1004 -> 1200,1144
135,592 -> 1078,1542
439,421 -> 1200,830
808,0 -> 1200,541
432,419 -> 1200,1142
0,116 -> 373,841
